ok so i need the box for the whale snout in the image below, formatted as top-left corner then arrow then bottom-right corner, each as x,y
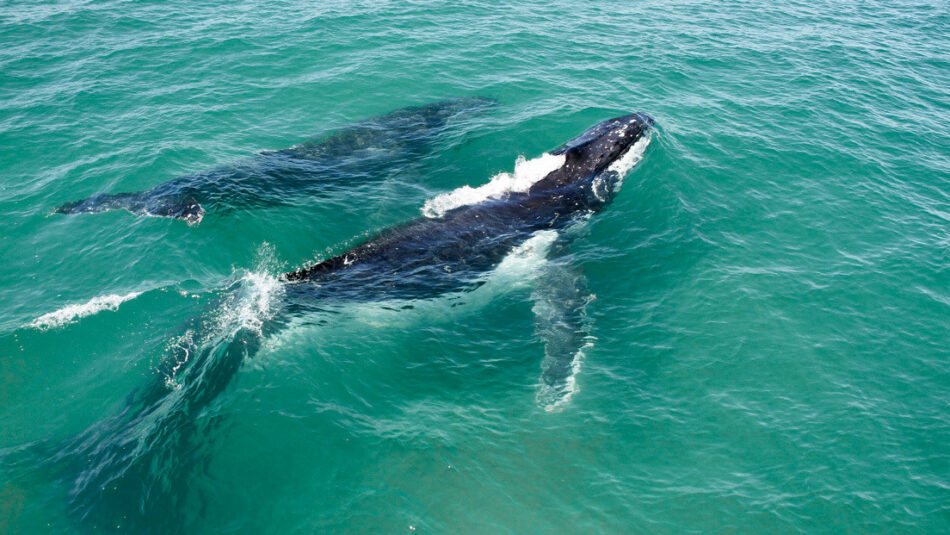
614,112 -> 654,132
603,112 -> 654,153
631,112 -> 654,126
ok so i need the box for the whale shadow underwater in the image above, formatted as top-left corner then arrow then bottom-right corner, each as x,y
34,112 -> 655,533
53,96 -> 496,224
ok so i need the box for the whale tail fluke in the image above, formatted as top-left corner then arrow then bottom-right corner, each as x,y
54,191 -> 205,225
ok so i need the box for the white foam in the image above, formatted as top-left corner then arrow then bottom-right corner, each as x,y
232,271 -> 283,333
28,291 -> 143,330
214,247 -> 285,335
422,153 -> 566,218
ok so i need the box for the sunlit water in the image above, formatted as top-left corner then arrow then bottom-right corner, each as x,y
2,1 -> 949,533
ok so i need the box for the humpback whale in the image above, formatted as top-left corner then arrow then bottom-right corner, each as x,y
41,113 -> 654,532
53,97 -> 495,224
281,112 -> 655,398
284,112 -> 654,292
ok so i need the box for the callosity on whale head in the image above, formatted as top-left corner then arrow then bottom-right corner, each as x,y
531,112 -> 654,192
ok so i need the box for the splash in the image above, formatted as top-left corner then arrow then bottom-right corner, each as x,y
216,244 -> 284,332
158,243 -> 284,390
422,153 -> 566,218
213,270 -> 284,336
28,291 -> 143,330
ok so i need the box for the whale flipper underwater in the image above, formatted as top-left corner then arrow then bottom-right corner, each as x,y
37,113 -> 654,532
53,97 -> 495,224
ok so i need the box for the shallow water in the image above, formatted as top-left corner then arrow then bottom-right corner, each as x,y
2,1 -> 949,533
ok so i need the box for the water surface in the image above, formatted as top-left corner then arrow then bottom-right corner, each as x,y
2,1 -> 949,533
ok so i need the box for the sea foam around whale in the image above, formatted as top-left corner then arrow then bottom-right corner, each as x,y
161,247 -> 284,391
421,153 -> 566,218
421,133 -> 652,218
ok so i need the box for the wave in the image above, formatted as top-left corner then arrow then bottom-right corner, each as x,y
28,291 -> 143,330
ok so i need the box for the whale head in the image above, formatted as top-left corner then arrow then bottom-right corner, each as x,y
552,112 -> 654,177
531,113 -> 654,194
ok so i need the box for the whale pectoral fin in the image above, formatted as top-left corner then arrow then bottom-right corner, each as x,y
531,255 -> 593,411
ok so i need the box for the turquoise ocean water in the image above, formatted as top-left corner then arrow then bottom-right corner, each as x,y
2,1 -> 949,533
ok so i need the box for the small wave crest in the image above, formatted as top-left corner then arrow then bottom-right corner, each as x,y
422,153 -> 566,218
28,291 -> 143,330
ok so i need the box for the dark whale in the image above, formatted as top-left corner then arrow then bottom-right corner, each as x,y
41,113 -> 654,533
284,112 -> 655,296
280,112 -> 655,399
53,97 -> 495,224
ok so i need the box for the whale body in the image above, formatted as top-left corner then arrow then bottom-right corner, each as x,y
53,97 -> 495,224
281,112 -> 655,395
284,112 -> 655,297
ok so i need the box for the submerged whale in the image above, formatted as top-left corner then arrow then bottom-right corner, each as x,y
53,97 -> 495,224
44,112 -> 654,532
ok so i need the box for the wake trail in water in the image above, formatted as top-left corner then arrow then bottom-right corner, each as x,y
28,291 -> 143,330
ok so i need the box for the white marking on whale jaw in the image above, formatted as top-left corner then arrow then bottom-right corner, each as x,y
605,132 -> 652,189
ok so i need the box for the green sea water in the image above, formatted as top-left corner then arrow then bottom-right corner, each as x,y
2,1 -> 949,533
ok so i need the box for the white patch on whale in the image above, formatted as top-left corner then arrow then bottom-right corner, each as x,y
536,340 -> 592,413
607,132 -> 652,186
